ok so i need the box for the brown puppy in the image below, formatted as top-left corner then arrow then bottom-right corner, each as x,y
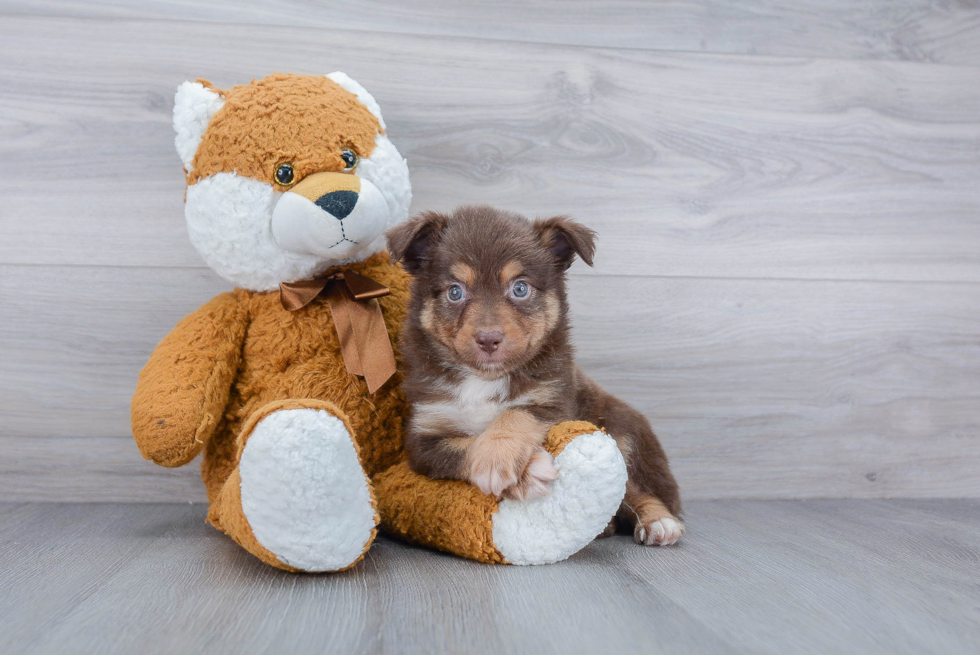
386,205 -> 683,546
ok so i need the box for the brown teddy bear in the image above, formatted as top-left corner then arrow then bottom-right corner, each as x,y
132,72 -> 628,572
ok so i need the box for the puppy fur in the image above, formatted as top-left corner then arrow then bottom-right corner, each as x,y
386,205 -> 683,546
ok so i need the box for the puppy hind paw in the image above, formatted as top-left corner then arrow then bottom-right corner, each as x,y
635,516 -> 685,546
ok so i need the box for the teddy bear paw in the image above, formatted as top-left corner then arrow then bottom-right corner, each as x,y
491,430 -> 626,565
238,407 -> 377,571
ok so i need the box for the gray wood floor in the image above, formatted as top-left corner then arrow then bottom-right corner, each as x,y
2,500 -> 978,654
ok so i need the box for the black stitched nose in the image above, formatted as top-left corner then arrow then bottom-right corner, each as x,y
315,190 -> 358,220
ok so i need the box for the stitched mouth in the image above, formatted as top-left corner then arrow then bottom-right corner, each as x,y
328,219 -> 359,248
329,238 -> 358,248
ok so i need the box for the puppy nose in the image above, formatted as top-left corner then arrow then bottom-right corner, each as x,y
315,190 -> 358,220
475,331 -> 504,354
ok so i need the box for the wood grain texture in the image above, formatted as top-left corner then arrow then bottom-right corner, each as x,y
3,264 -> 978,502
0,503 -> 205,654
2,500 -> 978,654
4,0 -> 980,64
1,16 -> 979,281
2,8 -> 979,503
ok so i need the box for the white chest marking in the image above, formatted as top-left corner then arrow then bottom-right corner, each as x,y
416,375 -> 514,435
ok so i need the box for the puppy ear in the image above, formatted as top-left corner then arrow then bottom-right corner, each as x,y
534,216 -> 597,270
386,211 -> 450,273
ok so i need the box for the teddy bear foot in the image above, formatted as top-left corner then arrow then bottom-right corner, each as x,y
375,421 -> 627,566
491,422 -> 628,565
210,403 -> 378,572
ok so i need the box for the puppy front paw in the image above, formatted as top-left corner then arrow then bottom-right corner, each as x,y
468,439 -> 522,497
635,516 -> 684,546
501,448 -> 558,501
470,461 -> 518,497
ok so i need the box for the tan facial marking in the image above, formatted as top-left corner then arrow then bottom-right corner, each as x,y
499,260 -> 523,285
524,291 -> 561,347
419,298 -> 473,351
543,292 -> 560,331
454,317 -> 479,353
420,298 -> 436,333
451,263 -> 476,286
496,307 -> 526,348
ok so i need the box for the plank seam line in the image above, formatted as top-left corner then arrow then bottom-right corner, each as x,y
3,12 -> 980,71
2,262 -> 980,287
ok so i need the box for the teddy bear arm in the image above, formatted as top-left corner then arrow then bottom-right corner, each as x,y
131,292 -> 247,467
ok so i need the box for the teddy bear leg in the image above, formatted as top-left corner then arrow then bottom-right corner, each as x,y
375,421 -> 627,565
207,400 -> 378,572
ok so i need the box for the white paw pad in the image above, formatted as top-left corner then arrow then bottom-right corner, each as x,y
636,516 -> 685,546
239,408 -> 376,571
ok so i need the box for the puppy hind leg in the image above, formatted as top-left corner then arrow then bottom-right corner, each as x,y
582,387 -> 684,546
618,484 -> 685,547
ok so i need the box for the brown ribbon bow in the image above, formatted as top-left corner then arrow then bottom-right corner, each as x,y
280,270 -> 396,394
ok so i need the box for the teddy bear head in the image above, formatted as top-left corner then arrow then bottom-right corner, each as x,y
173,72 -> 412,291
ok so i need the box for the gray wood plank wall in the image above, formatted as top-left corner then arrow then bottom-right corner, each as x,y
1,3 -> 978,502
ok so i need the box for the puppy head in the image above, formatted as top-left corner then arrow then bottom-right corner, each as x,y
387,205 -> 595,374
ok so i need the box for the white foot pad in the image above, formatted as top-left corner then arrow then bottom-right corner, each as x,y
636,516 -> 685,546
239,408 -> 376,571
492,431 -> 627,565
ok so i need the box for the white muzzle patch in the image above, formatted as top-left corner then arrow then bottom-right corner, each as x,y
272,176 -> 390,261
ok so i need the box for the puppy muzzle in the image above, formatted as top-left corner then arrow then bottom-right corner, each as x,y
271,171 -> 389,259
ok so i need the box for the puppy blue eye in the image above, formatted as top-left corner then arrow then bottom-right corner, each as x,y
447,284 -> 464,302
512,280 -> 530,298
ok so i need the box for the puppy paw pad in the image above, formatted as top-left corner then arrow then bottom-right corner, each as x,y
636,517 -> 684,546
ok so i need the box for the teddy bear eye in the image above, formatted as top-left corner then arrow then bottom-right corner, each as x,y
341,149 -> 358,171
275,163 -> 295,186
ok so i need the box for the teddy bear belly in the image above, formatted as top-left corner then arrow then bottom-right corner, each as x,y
201,341 -> 407,502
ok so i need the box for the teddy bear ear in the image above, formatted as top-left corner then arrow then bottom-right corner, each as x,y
326,71 -> 386,131
173,80 -> 225,172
